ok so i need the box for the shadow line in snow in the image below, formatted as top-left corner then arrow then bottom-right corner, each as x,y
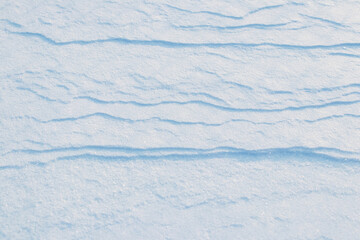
8,30 -> 360,50
1,146 -> 359,171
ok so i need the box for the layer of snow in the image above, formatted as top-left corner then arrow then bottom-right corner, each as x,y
1,0 -> 360,239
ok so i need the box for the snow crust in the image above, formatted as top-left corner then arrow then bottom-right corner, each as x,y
1,0 -> 360,239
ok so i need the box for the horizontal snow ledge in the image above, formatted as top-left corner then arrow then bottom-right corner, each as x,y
5,30 -> 360,50
2,146 -> 360,170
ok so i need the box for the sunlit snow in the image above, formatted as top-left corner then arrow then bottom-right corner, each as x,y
1,0 -> 360,239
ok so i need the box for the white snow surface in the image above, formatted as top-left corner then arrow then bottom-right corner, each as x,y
1,0 -> 360,239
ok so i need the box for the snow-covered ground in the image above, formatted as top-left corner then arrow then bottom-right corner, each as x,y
1,0 -> 360,239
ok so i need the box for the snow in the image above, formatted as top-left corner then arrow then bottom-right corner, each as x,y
1,0 -> 360,239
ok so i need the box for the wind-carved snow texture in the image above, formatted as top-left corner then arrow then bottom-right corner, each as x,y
1,0 -> 360,239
